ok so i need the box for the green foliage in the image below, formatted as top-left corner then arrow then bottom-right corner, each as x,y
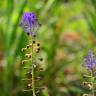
84,0 -> 96,35
0,0 -> 96,96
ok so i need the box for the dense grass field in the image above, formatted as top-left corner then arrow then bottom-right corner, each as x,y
0,0 -> 96,96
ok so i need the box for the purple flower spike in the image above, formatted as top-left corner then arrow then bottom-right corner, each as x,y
20,12 -> 40,37
82,49 -> 96,70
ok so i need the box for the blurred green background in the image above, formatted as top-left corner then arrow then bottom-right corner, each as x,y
0,0 -> 96,96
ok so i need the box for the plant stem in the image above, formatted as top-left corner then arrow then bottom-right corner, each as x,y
31,38 -> 36,96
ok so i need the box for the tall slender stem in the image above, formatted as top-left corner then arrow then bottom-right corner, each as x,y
31,38 -> 36,96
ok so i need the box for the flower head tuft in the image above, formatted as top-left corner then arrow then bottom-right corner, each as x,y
82,49 -> 96,69
20,12 -> 40,37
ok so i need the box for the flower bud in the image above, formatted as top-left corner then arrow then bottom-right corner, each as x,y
39,58 -> 43,61
33,41 -> 36,44
37,43 -> 40,46
33,64 -> 36,68
87,84 -> 92,90
29,43 -> 32,47
83,94 -> 88,96
26,45 -> 30,49
25,54 -> 31,58
21,48 -> 27,52
27,84 -> 32,88
36,48 -> 40,53
22,60 -> 27,64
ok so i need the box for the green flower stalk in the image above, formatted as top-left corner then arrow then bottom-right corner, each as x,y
82,49 -> 96,96
20,12 -> 43,96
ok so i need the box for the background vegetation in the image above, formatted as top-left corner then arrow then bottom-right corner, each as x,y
0,0 -> 96,96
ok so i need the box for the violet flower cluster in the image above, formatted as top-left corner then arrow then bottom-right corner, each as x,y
82,49 -> 96,70
82,49 -> 96,96
20,12 -> 40,37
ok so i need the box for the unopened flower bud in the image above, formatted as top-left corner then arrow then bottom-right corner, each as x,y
22,60 -> 27,64
25,54 -> 31,58
33,64 -> 36,68
87,84 -> 92,90
33,41 -> 36,44
83,94 -> 89,96
21,48 -> 27,52
36,48 -> 40,53
27,84 -> 32,88
39,58 -> 43,61
29,43 -> 32,47
37,43 -> 40,46
27,45 -> 30,49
